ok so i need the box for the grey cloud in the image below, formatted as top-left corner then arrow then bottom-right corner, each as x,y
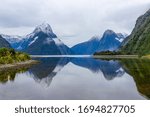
0,0 -> 150,47
0,0 -> 43,27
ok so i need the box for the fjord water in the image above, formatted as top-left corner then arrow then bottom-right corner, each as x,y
0,56 -> 149,100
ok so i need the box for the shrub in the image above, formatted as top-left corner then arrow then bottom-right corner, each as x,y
0,48 -> 30,64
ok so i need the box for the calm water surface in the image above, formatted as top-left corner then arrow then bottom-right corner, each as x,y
0,56 -> 150,100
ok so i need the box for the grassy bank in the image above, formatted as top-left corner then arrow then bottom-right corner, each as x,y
0,48 -> 30,64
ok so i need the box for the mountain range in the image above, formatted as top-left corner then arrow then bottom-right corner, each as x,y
0,23 -> 126,55
1,23 -> 72,55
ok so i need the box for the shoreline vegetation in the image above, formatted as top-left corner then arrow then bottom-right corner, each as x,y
0,48 -> 30,64
93,50 -> 150,59
93,55 -> 139,59
93,51 -> 139,59
0,48 -> 38,70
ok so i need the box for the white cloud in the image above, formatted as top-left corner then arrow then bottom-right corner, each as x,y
0,0 -> 150,47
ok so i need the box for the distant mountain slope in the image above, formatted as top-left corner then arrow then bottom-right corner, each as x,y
1,34 -> 22,49
0,35 -> 11,48
71,36 -> 100,55
71,30 -> 126,55
121,9 -> 150,55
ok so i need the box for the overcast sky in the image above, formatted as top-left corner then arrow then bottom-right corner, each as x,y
0,0 -> 150,47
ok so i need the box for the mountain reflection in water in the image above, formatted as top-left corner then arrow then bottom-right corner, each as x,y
28,57 -> 125,87
0,57 -> 150,100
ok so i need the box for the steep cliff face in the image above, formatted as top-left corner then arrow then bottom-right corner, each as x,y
121,9 -> 150,55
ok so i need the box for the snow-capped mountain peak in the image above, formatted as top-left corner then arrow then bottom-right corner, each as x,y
33,23 -> 53,35
25,23 -> 57,39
